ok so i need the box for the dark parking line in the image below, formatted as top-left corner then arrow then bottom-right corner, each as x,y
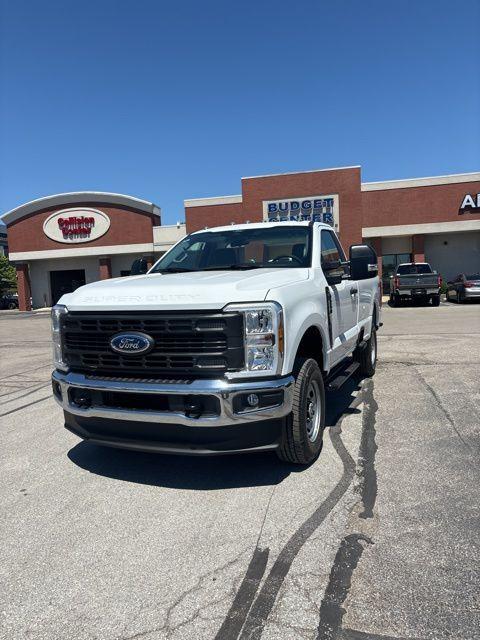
0,395 -> 51,418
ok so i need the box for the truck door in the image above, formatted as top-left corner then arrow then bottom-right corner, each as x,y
321,230 -> 359,362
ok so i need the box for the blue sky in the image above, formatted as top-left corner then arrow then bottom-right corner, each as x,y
1,0 -> 479,226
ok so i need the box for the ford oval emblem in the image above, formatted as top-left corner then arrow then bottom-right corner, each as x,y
110,332 -> 154,355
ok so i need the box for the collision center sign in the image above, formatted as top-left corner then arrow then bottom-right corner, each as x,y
43,208 -> 111,243
262,194 -> 339,229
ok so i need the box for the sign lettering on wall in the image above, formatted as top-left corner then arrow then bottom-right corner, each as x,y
459,193 -> 480,213
43,208 -> 111,243
262,194 -> 339,229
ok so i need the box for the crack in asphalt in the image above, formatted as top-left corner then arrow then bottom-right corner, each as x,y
413,367 -> 478,459
317,378 -> 427,640
238,425 -> 358,640
215,387 -> 363,640
120,550 -> 252,640
316,533 -> 374,640
356,382 -> 378,520
317,378 -> 378,639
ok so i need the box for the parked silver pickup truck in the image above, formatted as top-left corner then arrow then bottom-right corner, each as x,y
389,262 -> 441,306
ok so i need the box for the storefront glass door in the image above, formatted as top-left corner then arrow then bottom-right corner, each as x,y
50,269 -> 86,306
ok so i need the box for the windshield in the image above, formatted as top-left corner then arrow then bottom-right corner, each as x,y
150,226 -> 312,273
466,273 -> 480,280
397,263 -> 433,275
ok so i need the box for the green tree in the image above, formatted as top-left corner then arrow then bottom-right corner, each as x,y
0,255 -> 17,293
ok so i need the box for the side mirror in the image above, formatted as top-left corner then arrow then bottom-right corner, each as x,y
322,259 -> 344,286
349,244 -> 378,280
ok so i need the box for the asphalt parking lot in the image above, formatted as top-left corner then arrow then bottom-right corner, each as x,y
1,302 -> 479,640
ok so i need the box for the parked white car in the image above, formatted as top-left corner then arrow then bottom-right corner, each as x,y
51,222 -> 381,465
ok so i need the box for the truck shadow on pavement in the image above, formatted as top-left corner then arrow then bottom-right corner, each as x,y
67,378 -> 362,491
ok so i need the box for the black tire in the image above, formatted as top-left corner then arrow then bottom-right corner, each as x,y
277,358 -> 325,465
431,295 -> 440,307
7,302 -> 17,310
356,326 -> 377,377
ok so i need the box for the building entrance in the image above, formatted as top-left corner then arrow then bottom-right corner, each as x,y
50,269 -> 86,305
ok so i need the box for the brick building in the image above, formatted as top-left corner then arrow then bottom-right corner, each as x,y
1,192 -> 185,311
184,166 -> 480,291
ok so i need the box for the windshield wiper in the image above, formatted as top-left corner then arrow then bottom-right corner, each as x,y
155,267 -> 197,273
200,263 -> 266,271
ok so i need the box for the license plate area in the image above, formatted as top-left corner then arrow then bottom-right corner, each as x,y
68,387 -> 221,417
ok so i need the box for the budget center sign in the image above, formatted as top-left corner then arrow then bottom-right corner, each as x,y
263,194 -> 339,229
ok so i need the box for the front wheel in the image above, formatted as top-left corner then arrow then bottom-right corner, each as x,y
356,326 -> 377,377
277,358 -> 325,465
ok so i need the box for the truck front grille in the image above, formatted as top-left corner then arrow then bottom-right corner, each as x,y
62,311 -> 244,377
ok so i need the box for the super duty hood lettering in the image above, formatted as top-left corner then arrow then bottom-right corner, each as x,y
63,269 -> 310,311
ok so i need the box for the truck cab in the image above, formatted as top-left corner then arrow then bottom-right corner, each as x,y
51,222 -> 381,464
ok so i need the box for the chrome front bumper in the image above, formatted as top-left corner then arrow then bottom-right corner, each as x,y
52,370 -> 294,427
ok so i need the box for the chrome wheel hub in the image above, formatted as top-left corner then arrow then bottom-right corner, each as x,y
305,379 -> 321,442
371,333 -> 377,366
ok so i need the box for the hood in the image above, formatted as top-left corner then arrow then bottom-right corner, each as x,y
60,269 -> 310,311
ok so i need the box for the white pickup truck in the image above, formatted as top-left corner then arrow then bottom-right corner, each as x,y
51,222 -> 381,465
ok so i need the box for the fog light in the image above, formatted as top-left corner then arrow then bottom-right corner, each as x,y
246,393 -> 259,407
72,392 -> 91,408
185,396 -> 203,419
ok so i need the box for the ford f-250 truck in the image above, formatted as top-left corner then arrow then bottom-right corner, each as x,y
389,262 -> 441,306
51,222 -> 381,465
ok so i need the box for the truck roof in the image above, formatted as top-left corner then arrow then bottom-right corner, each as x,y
191,221 -> 333,234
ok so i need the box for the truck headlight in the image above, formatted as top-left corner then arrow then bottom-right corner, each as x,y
51,305 -> 69,372
224,302 -> 284,378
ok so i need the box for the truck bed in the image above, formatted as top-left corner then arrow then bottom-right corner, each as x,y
397,273 -> 439,291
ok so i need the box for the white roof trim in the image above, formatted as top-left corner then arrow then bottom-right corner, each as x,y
362,219 -> 480,238
9,243 -> 154,262
361,172 -> 480,191
242,165 -> 360,180
184,195 -> 243,208
1,192 -> 161,225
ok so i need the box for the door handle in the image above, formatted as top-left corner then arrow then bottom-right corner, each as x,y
350,288 -> 358,295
